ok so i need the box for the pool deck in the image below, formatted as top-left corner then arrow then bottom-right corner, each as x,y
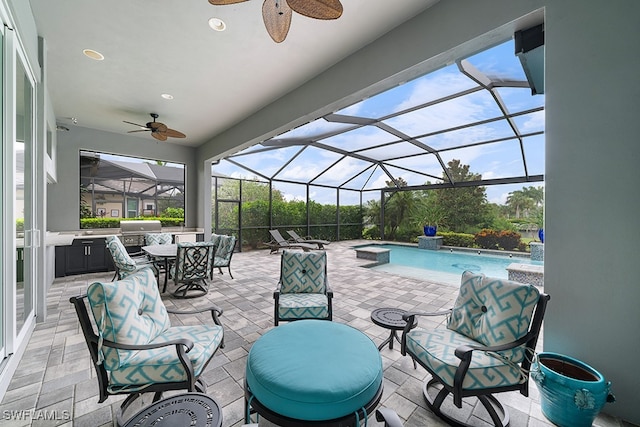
0,240 -> 627,427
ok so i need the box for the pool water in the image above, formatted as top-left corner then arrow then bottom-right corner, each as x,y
361,244 -> 543,286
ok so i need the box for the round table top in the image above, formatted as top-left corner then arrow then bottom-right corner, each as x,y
122,392 -> 222,427
371,307 -> 417,330
246,320 -> 383,422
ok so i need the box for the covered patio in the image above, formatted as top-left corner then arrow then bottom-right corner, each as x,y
0,241 -> 624,427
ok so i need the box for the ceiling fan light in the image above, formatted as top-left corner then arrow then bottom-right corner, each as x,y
208,17 -> 226,31
82,49 -> 104,61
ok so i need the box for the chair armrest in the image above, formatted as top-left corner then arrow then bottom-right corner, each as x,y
454,332 -> 535,361
101,337 -> 194,353
167,305 -> 224,326
400,309 -> 452,355
375,408 -> 404,427
451,332 -> 534,407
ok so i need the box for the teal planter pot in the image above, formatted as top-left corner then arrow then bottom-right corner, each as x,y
532,352 -> 615,427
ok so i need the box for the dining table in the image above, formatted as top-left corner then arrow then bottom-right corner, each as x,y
141,244 -> 177,292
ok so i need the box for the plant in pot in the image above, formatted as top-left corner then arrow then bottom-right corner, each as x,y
534,208 -> 544,243
414,205 -> 446,237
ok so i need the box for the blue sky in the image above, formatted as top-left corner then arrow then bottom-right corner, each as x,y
111,39 -> 546,206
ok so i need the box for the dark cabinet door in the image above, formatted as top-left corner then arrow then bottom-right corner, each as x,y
86,243 -> 108,272
65,244 -> 89,274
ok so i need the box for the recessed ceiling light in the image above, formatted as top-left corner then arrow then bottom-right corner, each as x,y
161,93 -> 174,100
82,49 -> 104,61
208,17 -> 226,32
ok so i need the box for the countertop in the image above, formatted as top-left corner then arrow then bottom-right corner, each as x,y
44,228 -> 204,247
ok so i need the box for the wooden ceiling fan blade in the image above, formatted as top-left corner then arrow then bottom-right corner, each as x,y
152,132 -> 168,142
263,0 -> 292,43
286,0 -> 342,20
127,129 -> 151,133
165,128 -> 186,138
209,0 -> 247,4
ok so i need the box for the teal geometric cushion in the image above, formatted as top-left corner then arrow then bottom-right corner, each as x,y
280,250 -> 326,294
405,327 -> 527,390
87,268 -> 170,370
106,235 -> 138,275
145,233 -> 172,245
109,324 -> 223,389
277,293 -> 329,320
213,235 -> 236,267
447,270 -> 540,361
246,320 -> 383,420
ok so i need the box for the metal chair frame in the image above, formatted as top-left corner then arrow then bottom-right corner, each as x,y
69,294 -> 224,426
400,293 -> 550,427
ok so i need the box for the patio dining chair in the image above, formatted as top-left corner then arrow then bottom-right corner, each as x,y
145,232 -> 174,279
400,270 -> 550,427
170,241 -> 215,298
69,267 -> 224,426
106,235 -> 157,281
210,233 -> 237,279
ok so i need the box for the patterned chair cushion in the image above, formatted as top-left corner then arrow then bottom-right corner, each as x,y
106,235 -> 138,275
447,271 -> 540,361
87,268 -> 170,370
212,235 -> 236,267
277,294 -> 329,320
109,324 -> 224,388
280,250 -> 326,294
145,233 -> 172,245
405,327 -> 527,390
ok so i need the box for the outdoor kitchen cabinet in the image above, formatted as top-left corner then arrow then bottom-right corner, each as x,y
55,238 -> 114,277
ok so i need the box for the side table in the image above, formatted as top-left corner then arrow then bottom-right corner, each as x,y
371,307 -> 417,368
122,392 -> 222,427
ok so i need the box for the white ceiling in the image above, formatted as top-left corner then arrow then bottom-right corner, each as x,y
29,0 -> 438,147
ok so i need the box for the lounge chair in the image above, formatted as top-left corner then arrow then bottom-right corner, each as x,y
266,229 -> 316,254
286,230 -> 331,249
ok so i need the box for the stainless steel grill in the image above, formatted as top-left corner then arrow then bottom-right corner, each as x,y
119,220 -> 162,247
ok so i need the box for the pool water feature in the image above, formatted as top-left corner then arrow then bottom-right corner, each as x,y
360,244 -> 543,286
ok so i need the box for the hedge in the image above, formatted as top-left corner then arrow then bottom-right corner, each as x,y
80,217 -> 185,229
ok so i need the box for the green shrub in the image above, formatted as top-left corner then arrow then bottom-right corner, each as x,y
80,216 -> 185,229
440,231 -> 475,248
362,225 -> 380,240
80,218 -> 120,229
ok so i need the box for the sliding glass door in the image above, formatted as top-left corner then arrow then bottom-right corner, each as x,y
14,52 -> 36,339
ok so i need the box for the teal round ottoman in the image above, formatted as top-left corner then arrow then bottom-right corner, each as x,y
245,320 -> 383,425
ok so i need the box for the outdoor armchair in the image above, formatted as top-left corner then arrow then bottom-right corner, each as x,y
273,250 -> 333,326
400,270 -> 550,427
69,267 -> 224,425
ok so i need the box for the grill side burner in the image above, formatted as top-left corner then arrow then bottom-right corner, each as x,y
119,220 -> 162,247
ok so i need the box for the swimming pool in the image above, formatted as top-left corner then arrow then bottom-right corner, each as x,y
359,244 -> 543,286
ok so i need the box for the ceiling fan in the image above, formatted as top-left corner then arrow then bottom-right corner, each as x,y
208,0 -> 343,43
124,113 -> 186,141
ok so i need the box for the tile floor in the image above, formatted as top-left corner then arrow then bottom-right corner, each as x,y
0,240 -> 631,427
